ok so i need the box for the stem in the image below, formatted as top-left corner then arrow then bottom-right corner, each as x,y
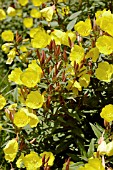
102,155 -> 105,168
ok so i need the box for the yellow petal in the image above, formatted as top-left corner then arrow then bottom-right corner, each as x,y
0,95 -> 6,110
1,30 -> 14,41
25,91 -> 44,109
14,108 -> 30,127
100,104 -> 113,122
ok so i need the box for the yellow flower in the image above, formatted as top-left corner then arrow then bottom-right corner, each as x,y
85,47 -> 99,62
27,112 -> 40,128
40,5 -> 55,22
78,158 -> 104,170
23,18 -> 33,28
61,31 -> 76,46
0,95 -> 6,110
79,74 -> 90,88
23,151 -> 42,169
66,80 -> 74,91
66,80 -> 81,97
20,60 -> 42,87
7,7 -> 16,17
14,108 -> 30,127
18,0 -> 28,6
73,81 -> 82,91
25,91 -> 44,109
40,151 -> 55,166
8,103 -> 17,110
96,9 -> 113,37
31,27 -> 50,48
106,141 -> 113,156
30,8 -> 41,18
74,19 -> 92,36
1,43 -> 13,54
8,68 -> 23,85
28,60 -> 42,74
62,161 -> 75,170
20,68 -> 40,88
100,104 -> 113,122
70,44 -> 84,64
6,48 -> 16,64
16,153 -> 25,168
51,29 -> 76,46
20,45 -> 27,52
62,6 -> 69,16
0,9 -> 6,21
1,30 -> 14,41
30,27 -> 39,38
50,29 -> 65,45
3,139 -> 18,162
96,35 -> 113,55
95,62 -> 113,82
0,9 -> 6,20
16,9 -> 22,17
31,0 -> 48,6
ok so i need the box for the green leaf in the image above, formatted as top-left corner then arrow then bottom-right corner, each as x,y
90,123 -> 102,138
67,18 -> 77,30
87,138 -> 95,158
69,11 -> 82,20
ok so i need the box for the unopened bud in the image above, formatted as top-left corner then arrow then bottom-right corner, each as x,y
46,56 -> 52,64
93,18 -> 97,31
40,50 -> 46,65
52,40 -> 56,50
49,40 -> 53,51
36,49 -> 41,60
63,47 -> 67,62
16,35 -> 22,43
62,71 -> 66,82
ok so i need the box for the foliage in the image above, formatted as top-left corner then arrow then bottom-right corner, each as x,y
0,0 -> 113,170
